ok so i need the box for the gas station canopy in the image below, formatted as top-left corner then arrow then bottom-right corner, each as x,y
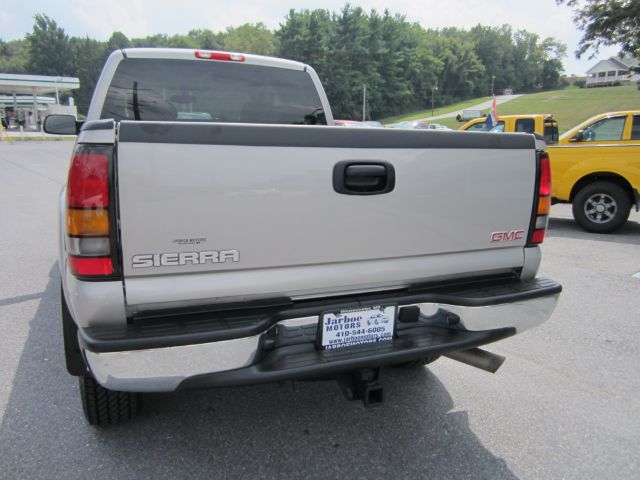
0,73 -> 80,131
0,73 -> 79,96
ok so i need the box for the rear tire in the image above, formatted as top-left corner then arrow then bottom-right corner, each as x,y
79,376 -> 140,426
572,181 -> 631,233
392,355 -> 440,369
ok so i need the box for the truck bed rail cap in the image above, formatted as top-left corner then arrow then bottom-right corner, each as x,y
118,121 -> 536,149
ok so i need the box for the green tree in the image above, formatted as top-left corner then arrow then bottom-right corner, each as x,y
9,5 -> 569,119
187,29 -> 225,50
27,14 -> 72,75
539,38 -> 567,89
558,0 -> 640,57
224,23 -> 279,55
469,25 -> 517,95
106,31 -> 131,53
0,39 -> 29,73
372,12 -> 419,117
69,37 -> 107,113
432,28 -> 485,102
328,5 -> 372,118
542,58 -> 563,89
131,33 -> 170,47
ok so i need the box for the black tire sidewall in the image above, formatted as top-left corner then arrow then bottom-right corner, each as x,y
572,181 -> 631,233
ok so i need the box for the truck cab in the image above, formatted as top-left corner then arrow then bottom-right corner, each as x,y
460,114 -> 559,145
548,111 -> 640,233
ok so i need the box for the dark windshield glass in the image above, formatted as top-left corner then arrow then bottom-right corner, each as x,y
101,58 -> 326,125
467,120 -> 504,132
515,118 -> 535,134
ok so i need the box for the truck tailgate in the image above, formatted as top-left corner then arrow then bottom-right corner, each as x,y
116,122 -> 536,310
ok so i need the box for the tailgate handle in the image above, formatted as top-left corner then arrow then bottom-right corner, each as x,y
333,161 -> 395,195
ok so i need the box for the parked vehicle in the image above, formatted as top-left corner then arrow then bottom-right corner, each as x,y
364,120 -> 384,128
390,120 -> 430,129
547,111 -> 640,233
335,119 -> 368,127
460,109 -> 484,121
45,48 -> 560,426
460,114 -> 559,145
425,123 -> 451,130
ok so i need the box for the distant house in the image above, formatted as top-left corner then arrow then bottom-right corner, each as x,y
585,55 -> 639,87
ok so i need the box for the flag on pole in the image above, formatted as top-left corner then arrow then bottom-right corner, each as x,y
491,95 -> 499,126
484,95 -> 499,130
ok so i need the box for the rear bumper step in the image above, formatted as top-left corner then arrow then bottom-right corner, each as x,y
80,277 -> 561,353
82,277 -> 561,392
178,326 -> 514,389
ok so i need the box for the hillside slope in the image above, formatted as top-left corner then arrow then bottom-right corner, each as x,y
438,86 -> 640,133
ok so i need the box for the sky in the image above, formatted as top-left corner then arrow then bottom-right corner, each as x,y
0,0 -> 622,75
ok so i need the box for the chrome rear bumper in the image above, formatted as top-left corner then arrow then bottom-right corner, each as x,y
84,292 -> 559,392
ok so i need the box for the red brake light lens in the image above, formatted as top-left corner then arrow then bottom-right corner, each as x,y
67,152 -> 109,208
65,145 -> 117,279
530,229 -> 546,245
195,51 -> 245,62
68,257 -> 113,276
528,151 -> 552,246
539,153 -> 551,196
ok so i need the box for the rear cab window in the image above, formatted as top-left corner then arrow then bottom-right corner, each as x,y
466,120 -> 504,132
101,58 -> 326,125
515,118 -> 536,134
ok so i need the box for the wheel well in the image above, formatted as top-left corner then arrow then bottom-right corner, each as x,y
569,172 -> 635,204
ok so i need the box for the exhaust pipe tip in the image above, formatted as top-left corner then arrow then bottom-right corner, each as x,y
444,347 -> 506,374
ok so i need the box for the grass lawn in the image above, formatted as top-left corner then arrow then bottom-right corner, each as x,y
380,96 -> 490,124
436,85 -> 640,133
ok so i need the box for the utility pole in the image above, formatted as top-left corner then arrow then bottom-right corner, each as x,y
362,84 -> 366,122
491,75 -> 496,96
431,83 -> 438,117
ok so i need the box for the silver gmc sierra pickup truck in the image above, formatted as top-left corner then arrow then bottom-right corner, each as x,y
45,48 -> 561,426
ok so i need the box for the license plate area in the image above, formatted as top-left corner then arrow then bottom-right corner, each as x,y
318,305 -> 396,350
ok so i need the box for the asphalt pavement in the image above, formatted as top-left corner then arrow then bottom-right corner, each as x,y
1,141 -> 638,479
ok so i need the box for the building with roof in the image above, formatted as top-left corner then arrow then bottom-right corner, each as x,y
0,73 -> 79,130
585,55 -> 640,88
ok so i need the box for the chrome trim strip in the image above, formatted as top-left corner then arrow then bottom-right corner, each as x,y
84,294 -> 559,392
428,294 -> 559,333
86,336 -> 261,392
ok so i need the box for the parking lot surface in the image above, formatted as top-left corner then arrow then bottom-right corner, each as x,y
1,141 -> 639,479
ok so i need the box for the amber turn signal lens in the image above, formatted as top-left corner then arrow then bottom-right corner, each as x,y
537,196 -> 551,215
66,208 -> 109,236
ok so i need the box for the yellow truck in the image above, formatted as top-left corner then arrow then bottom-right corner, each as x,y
459,114 -> 559,144
548,111 -> 640,233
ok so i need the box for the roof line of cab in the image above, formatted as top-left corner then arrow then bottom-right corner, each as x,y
120,48 -> 307,71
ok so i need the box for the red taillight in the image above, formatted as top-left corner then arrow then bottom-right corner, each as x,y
68,257 -> 113,276
530,229 -> 546,244
195,50 -> 245,62
65,145 -> 117,279
539,154 -> 551,196
528,151 -> 551,246
67,152 -> 109,208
